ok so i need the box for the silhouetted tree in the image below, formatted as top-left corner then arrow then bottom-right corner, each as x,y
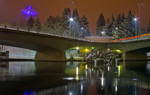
115,10 -> 135,39
33,17 -> 41,32
42,16 -> 55,33
96,13 -> 106,35
80,15 -> 91,36
26,16 -> 35,31
62,8 -> 71,29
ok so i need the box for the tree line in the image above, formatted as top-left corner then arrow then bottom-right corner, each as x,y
26,8 -> 90,38
15,8 -> 150,39
96,10 -> 150,39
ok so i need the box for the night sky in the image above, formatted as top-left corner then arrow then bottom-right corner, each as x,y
0,0 -> 150,34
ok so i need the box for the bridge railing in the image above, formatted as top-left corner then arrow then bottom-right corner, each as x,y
113,34 -> 150,42
0,24 -> 115,43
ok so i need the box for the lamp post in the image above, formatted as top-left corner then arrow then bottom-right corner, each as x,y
72,1 -> 77,38
134,18 -> 138,36
115,27 -> 118,39
80,27 -> 84,38
138,3 -> 143,35
69,17 -> 74,37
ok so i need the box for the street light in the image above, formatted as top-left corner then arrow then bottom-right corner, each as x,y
69,17 -> 74,37
134,17 -> 138,36
134,18 -> 137,21
80,27 -> 84,38
72,1 -> 77,38
115,27 -> 118,39
69,18 -> 74,22
101,31 -> 105,36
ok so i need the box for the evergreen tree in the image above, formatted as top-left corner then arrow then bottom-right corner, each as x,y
33,17 -> 41,32
61,8 -> 72,36
62,8 -> 71,28
116,14 -> 121,25
72,8 -> 79,19
106,18 -> 110,24
116,10 -> 135,39
121,13 -> 126,22
42,16 -> 55,33
26,16 -> 35,31
54,16 -> 70,36
111,14 -> 115,23
96,13 -> 105,35
80,15 -> 90,36
105,15 -> 115,36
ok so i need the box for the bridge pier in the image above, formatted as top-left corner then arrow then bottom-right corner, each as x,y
35,48 -> 66,61
124,52 -> 147,61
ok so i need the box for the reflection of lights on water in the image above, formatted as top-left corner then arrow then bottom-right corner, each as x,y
76,75 -> 79,80
117,65 -> 120,76
63,77 -> 84,81
63,77 -> 75,80
92,68 -> 94,71
76,66 -> 78,75
85,70 -> 88,79
115,79 -> 118,92
101,74 -> 104,86
85,64 -> 88,70
24,90 -> 34,95
108,66 -> 110,71
76,66 -> 79,80
115,86 -> 118,92
146,63 -> 150,74
133,78 -> 138,81
81,83 -> 83,93
69,91 -> 73,95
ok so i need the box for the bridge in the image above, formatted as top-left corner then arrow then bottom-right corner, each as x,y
0,25 -> 150,61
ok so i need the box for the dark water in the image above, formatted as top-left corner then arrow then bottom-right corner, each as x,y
0,61 -> 150,95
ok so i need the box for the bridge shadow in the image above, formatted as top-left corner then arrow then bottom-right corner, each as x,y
35,61 -> 66,75
125,47 -> 150,61
125,61 -> 147,72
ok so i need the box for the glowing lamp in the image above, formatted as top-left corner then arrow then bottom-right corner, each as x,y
115,27 -> 118,30
76,47 -> 79,50
69,18 -> 74,21
134,18 -> 137,21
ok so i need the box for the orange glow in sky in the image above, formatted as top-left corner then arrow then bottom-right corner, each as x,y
0,0 -> 149,35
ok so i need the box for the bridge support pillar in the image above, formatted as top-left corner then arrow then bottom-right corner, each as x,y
124,52 -> 147,61
35,48 -> 66,61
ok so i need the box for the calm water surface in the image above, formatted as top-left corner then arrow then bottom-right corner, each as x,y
0,61 -> 150,95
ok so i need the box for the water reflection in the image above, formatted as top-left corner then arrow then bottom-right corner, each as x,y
0,61 -> 149,95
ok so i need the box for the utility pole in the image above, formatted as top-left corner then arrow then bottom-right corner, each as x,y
138,3 -> 143,35
72,1 -> 77,38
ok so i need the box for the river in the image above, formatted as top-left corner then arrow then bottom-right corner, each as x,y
0,60 -> 149,95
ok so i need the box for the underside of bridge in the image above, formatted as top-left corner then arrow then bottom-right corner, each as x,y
35,48 -> 66,61
124,47 -> 150,61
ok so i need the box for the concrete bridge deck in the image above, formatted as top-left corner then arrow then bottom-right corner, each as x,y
0,26 -> 150,61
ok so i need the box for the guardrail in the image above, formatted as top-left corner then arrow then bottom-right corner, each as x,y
113,34 -> 150,42
3,24 -> 149,43
0,24 -> 115,43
